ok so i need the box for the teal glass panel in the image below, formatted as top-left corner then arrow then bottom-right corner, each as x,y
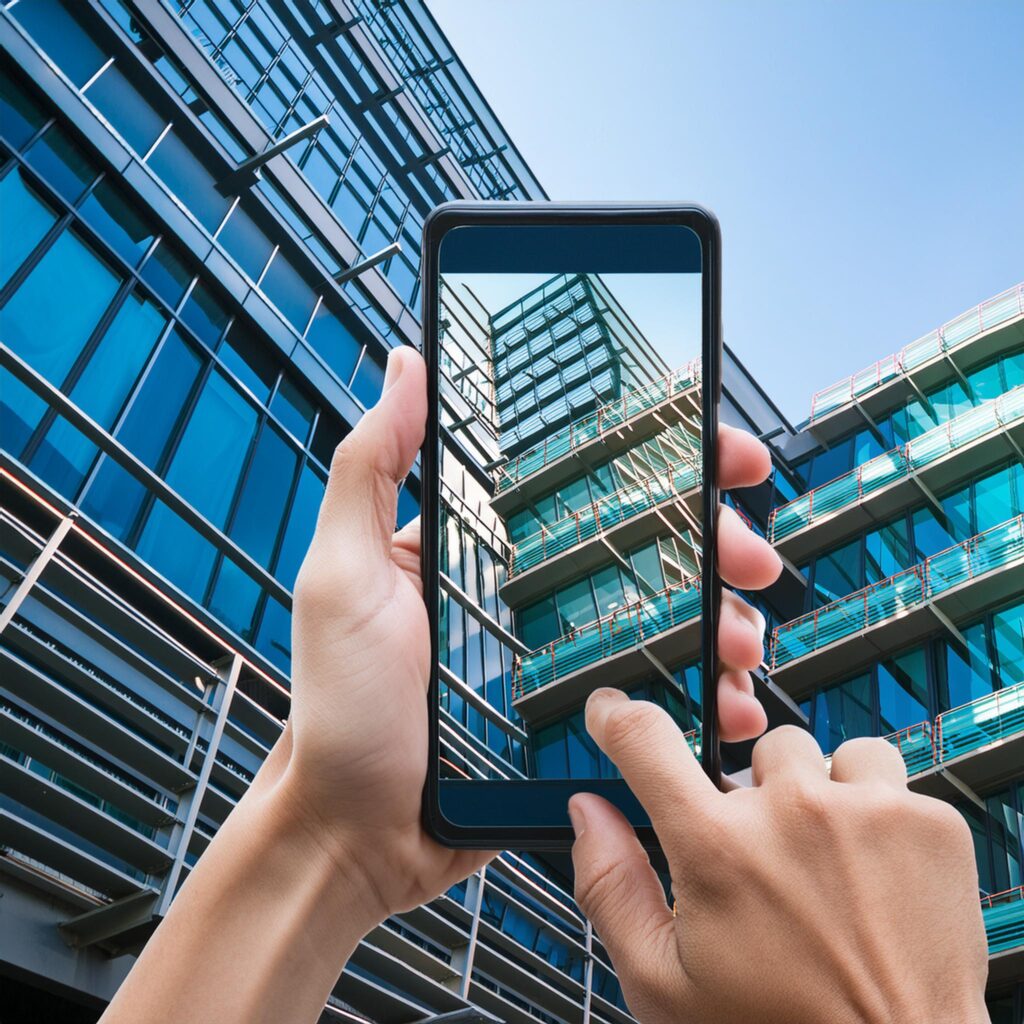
592,565 -> 625,617
877,647 -> 929,734
941,622 -> 993,710
811,537 -> 860,605
270,376 -> 314,443
0,167 -> 57,288
519,596 -> 558,650
976,465 -> 1015,533
865,520 -> 912,584
1,229 -> 121,387
992,600 -> 1024,687
554,579 -> 597,635
163,370 -> 257,528
273,463 -> 325,590
180,282 -> 230,346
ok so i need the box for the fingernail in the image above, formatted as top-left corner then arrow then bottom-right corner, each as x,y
383,348 -> 404,393
568,798 -> 587,838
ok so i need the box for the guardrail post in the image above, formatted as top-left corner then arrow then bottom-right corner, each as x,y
582,918 -> 594,1024
456,865 -> 487,999
0,512 -> 76,634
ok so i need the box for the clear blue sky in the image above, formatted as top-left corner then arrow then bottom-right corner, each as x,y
428,0 -> 1024,424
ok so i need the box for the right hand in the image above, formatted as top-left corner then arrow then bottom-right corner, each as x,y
569,692 -> 989,1024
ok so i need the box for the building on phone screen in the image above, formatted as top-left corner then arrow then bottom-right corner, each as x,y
0,1 -> 1020,1022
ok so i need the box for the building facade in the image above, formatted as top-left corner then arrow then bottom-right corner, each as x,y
0,1 -> 1020,1021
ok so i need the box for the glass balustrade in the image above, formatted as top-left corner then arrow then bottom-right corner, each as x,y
982,887 -> 1024,955
509,458 -> 701,576
810,284 -> 1024,422
514,578 -> 701,698
771,385 -> 1024,543
937,679 -> 1024,763
496,360 -> 700,493
772,515 -> 1024,668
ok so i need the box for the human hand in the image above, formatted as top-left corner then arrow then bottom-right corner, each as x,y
569,700 -> 989,1024
275,347 -> 781,923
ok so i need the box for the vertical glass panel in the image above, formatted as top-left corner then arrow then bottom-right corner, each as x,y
566,715 -> 602,778
270,376 -> 314,443
519,596 -> 558,650
136,500 -> 218,601
71,290 -> 165,427
912,506 -> 957,561
397,482 -> 419,529
79,178 -> 155,265
533,722 -> 569,779
0,167 -> 57,289
140,239 -> 192,308
259,251 -> 317,332
256,597 -> 292,672
180,281 -> 230,346
24,124 -> 99,202
864,519 -> 912,584
273,462 -> 324,590
940,622 -> 993,710
146,129 -> 230,230
216,205 -> 273,280
813,672 -> 873,754
975,465 -> 1014,534
555,579 -> 597,635
350,349 -> 385,407
0,67 -> 47,149
992,600 -> 1024,688
592,565 -> 625,616
113,329 -> 201,469
12,0 -> 107,86
877,647 -> 929,733
304,303 -> 362,384
229,424 -> 298,567
811,537 -> 860,606
808,437 -> 852,488
0,368 -> 48,457
162,370 -> 258,528
219,326 -> 277,404
83,65 -> 165,154
1,229 -> 121,387
80,457 -> 148,541
28,414 -> 99,498
630,541 -> 665,593
207,557 -> 261,641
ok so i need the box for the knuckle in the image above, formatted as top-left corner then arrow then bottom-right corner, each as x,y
914,796 -> 972,849
575,853 -> 646,923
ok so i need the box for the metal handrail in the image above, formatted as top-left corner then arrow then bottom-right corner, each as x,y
771,515 -> 1024,669
495,360 -> 701,493
809,283 -> 1024,422
770,384 -> 1024,543
508,455 -> 701,577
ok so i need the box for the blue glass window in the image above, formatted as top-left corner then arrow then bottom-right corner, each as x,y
216,205 -> 273,281
136,500 -> 218,602
0,368 -> 48,457
813,672 -> 872,754
229,424 -> 298,567
162,370 -> 258,528
555,579 -> 596,635
992,600 -> 1024,689
219,326 -> 277,403
259,251 -> 317,332
140,239 -> 192,308
350,349 -> 385,407
877,647 -> 929,734
180,282 -> 230,346
256,597 -> 292,671
13,0 -> 107,87
79,178 -> 156,265
397,482 -> 419,528
84,66 -> 166,155
274,463 -> 325,589
864,520 -> 912,584
0,68 -> 47,150
519,597 -> 558,650
0,167 -> 57,288
24,125 -> 99,203
270,375 -> 313,443
146,129 -> 230,230
811,537 -> 860,606
1,229 -> 121,387
940,622 -> 992,710
28,414 -> 99,498
207,558 -> 262,641
80,458 -> 148,541
304,304 -> 362,385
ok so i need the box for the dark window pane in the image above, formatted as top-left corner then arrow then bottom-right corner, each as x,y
256,597 -> 292,671
219,325 -> 277,403
519,596 -> 558,649
136,500 -> 218,601
84,65 -> 165,154
940,622 -> 992,710
114,329 -> 201,469
309,412 -> 345,467
72,290 -> 166,427
0,67 -> 47,149
13,0 -> 107,87
350,348 -> 385,407
592,565 -> 625,617
877,647 -> 929,734
397,481 -> 419,528
79,178 -> 155,265
274,463 -> 324,588
146,129 -> 229,230
813,672 -> 873,754
229,424 -> 298,567
80,457 -> 148,541
140,239 -> 192,308
24,123 -> 99,202
259,251 -> 317,332
270,375 -> 313,443
0,167 -> 57,288
555,578 -> 596,634
29,414 -> 99,498
1,229 -> 121,387
992,599 -> 1024,689
864,520 -> 912,584
163,370 -> 258,527
180,281 -> 230,346
812,537 -> 860,606
304,303 -> 363,385
216,205 -> 273,281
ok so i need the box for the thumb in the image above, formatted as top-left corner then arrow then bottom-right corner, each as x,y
315,346 -> 425,568
570,793 -> 686,1017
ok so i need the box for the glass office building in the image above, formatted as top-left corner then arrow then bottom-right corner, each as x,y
0,1 -> 1020,1020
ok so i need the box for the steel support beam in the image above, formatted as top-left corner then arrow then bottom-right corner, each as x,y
217,115 -> 330,192
0,513 -> 75,634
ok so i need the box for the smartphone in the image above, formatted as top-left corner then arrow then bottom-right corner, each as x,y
421,202 -> 721,849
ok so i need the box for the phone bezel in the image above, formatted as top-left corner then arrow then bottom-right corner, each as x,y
421,201 -> 722,850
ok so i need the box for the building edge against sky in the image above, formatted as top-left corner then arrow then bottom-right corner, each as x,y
0,3 -> 1021,1023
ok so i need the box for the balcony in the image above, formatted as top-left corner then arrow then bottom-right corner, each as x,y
807,284 -> 1024,441
770,515 -> 1024,693
984,887 -> 1024,987
512,579 -> 701,723
770,385 -> 1024,560
501,458 -> 701,607
491,361 -> 700,516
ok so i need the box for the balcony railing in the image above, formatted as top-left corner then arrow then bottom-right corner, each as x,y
771,515 -> 1024,670
982,886 -> 1024,955
508,457 -> 701,577
937,678 -> 1024,764
770,385 -> 1024,543
809,283 -> 1024,423
513,578 -> 701,699
495,360 -> 701,493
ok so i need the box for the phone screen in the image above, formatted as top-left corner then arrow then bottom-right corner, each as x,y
432,216 -> 710,827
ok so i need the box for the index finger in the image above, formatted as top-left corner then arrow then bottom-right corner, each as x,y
584,688 -> 719,851
719,423 -> 772,489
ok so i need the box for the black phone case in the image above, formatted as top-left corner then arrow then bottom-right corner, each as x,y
421,201 -> 722,850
